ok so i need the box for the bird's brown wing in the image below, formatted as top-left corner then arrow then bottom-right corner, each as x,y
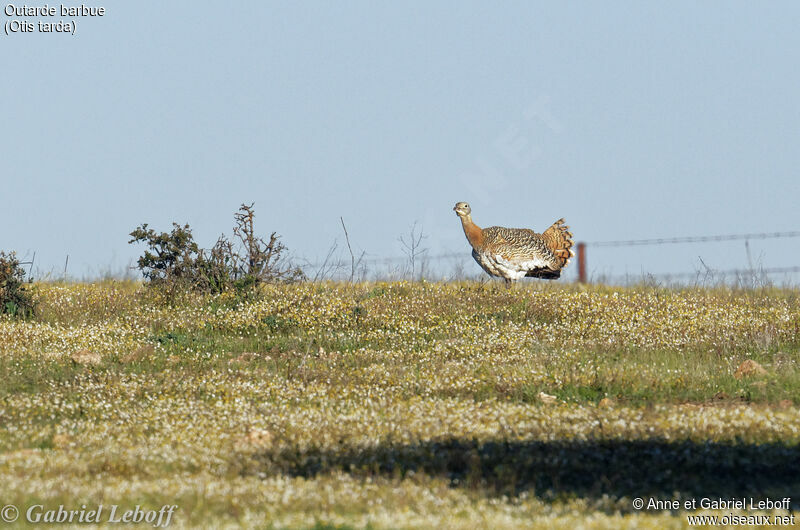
482,227 -> 560,271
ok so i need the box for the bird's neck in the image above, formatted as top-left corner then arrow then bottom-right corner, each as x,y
460,215 -> 484,248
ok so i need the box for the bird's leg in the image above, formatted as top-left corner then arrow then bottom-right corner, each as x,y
504,278 -> 512,289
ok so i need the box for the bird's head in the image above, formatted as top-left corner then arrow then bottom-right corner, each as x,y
453,202 -> 471,218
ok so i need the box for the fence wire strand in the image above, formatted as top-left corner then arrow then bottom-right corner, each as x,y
302,229 -> 800,283
588,231 -> 800,248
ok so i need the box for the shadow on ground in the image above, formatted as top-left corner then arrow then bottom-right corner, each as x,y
247,438 -> 800,508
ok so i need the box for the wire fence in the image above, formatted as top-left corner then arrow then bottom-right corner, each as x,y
587,231 -> 800,248
594,266 -> 800,286
17,230 -> 800,286
303,229 -> 800,285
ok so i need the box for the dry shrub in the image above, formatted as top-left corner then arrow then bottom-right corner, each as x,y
0,251 -> 36,318
129,203 -> 303,298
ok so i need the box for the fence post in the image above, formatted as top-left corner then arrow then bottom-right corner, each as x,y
577,242 -> 586,283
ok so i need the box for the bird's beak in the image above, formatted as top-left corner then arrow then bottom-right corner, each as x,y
453,206 -> 457,211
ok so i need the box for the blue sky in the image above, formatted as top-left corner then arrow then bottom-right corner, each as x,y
3,2 -> 799,282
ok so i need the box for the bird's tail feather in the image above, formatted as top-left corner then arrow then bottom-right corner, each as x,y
542,218 -> 574,269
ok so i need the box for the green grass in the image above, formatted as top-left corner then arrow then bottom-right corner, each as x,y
0,280 -> 799,528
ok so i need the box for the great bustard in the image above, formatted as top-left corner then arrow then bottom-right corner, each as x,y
453,202 -> 574,287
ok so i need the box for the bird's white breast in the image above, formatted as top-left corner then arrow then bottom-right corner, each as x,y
472,249 -> 503,277
494,254 -> 550,279
473,248 -> 551,280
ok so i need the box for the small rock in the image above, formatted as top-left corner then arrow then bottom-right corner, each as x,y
598,397 -> 614,408
734,360 -> 767,380
4,448 -> 37,458
71,349 -> 102,366
229,352 -> 273,364
230,352 -> 258,363
778,399 -> 793,409
537,391 -> 558,404
52,434 -> 73,449
121,345 -> 155,363
246,429 -> 273,444
234,428 -> 274,451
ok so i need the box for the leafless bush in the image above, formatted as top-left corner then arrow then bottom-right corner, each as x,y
340,217 -> 365,283
399,222 -> 428,281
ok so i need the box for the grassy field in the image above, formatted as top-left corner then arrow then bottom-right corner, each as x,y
1,280 -> 799,528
